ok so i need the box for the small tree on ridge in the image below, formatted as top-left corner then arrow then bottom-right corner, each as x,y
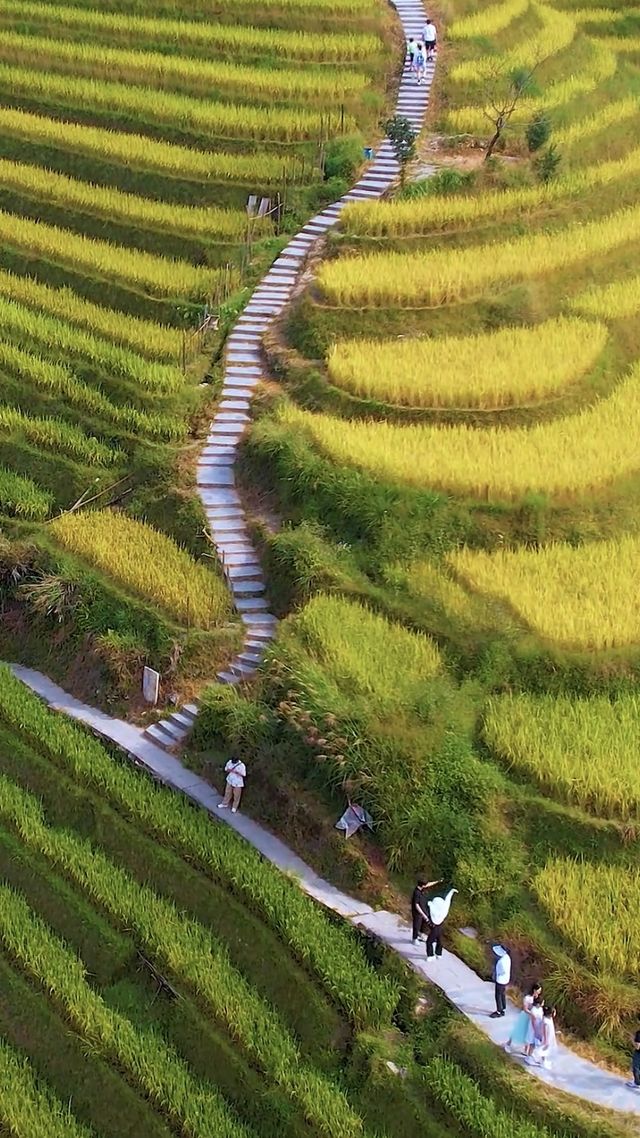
384,115 -> 417,186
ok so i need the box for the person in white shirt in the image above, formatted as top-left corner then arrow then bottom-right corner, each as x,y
217,757 -> 246,813
423,19 -> 437,61
490,944 -> 511,1017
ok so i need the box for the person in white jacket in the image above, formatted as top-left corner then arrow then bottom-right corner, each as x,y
490,944 -> 511,1018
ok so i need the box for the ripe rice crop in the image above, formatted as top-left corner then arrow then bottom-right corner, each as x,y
532,859 -> 640,980
278,361 -> 640,499
597,36 -> 640,52
450,533 -> 640,649
401,558 -> 520,637
424,1056 -> 555,1138
0,207 -> 224,300
0,664 -> 398,1030
0,774 -> 366,1138
450,4 -> 576,83
448,0 -> 528,39
326,317 -> 606,408
554,96 -> 639,149
484,691 -> 640,818
446,45 -> 617,133
0,883 -> 251,1138
0,1038 -> 93,1138
571,273 -> 640,318
0,30 -> 367,101
291,594 -> 441,716
50,510 -> 230,627
0,270 -> 182,362
0,467 -> 52,519
0,295 -> 182,391
0,63 -> 347,142
0,0 -> 380,62
0,340 -> 183,441
319,203 -> 640,306
0,105 -> 304,186
0,407 -> 118,465
0,156 -> 265,241
341,148 -> 640,235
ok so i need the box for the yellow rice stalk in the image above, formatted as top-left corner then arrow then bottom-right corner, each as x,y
0,208 -> 225,300
446,44 -> 617,133
450,4 -> 576,83
596,36 -> 640,52
345,145 -> 640,236
0,104 -> 305,185
554,95 -> 639,149
277,359 -> 640,499
448,0 -> 528,40
0,407 -> 119,465
484,690 -> 640,819
570,273 -> 640,319
532,859 -> 640,980
0,270 -> 182,362
0,1038 -> 93,1138
450,533 -> 640,649
293,594 -> 441,714
326,317 -> 606,408
0,157 -> 263,241
319,203 -> 640,307
571,6 -> 637,21
0,63 -> 347,142
0,30 -> 367,101
51,511 -> 231,627
0,0 -> 381,62
398,558 -> 521,637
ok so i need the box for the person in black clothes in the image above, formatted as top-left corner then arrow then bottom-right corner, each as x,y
626,1018 -> 640,1089
411,879 -> 441,944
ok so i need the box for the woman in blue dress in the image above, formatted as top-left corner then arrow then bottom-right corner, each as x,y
505,982 -> 543,1054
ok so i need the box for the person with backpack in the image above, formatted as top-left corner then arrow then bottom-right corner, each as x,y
217,757 -> 247,814
414,41 -> 427,85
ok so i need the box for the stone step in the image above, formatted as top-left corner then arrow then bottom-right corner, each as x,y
169,710 -> 197,732
229,660 -> 259,677
219,399 -> 251,411
220,387 -> 255,400
144,722 -> 179,750
227,563 -> 263,580
159,717 -> 190,742
217,670 -> 242,684
232,580 -> 265,596
182,702 -> 199,718
238,651 -> 265,666
244,638 -> 269,652
215,412 -> 250,423
236,596 -> 269,612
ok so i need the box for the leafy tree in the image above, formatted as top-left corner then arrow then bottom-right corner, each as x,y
384,114 -> 417,185
525,110 -> 552,152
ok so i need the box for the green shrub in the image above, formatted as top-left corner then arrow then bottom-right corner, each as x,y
323,134 -> 363,181
525,111 -> 551,153
192,685 -> 276,756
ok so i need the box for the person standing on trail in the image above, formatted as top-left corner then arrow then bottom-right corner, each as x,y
425,888 -> 458,959
626,1017 -> 640,1089
423,19 -> 437,62
505,981 -> 542,1054
490,944 -> 511,1018
217,757 -> 246,814
411,878 -> 441,944
534,1004 -> 558,1069
407,36 -> 416,69
414,41 -> 427,85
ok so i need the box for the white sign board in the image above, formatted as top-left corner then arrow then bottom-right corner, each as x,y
142,666 -> 160,705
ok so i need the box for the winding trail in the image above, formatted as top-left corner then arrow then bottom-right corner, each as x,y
7,1 -> 639,1124
144,0 -> 432,751
11,662 -> 640,1121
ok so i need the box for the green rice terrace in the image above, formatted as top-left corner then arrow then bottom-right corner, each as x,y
1,0 -> 640,1134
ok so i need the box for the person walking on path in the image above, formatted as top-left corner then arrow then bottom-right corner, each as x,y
414,42 -> 427,85
525,995 -> 545,1058
423,19 -> 437,62
407,36 -> 416,69
626,1018 -> 640,1089
411,878 -> 441,944
535,1005 -> 558,1069
425,888 -> 458,959
491,944 -> 511,1018
217,757 -> 246,814
505,982 -> 543,1053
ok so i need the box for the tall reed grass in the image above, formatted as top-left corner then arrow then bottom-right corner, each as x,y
0,665 -> 398,1030
484,691 -> 640,819
50,511 -> 230,627
326,317 -> 606,408
450,533 -> 640,649
278,361 -> 640,498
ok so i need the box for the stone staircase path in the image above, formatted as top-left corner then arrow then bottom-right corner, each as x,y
11,663 -> 640,1122
144,0 -> 434,753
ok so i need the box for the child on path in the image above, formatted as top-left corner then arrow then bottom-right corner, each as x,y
535,1005 -> 558,1069
217,757 -> 246,814
414,42 -> 427,85
626,1017 -> 640,1089
407,36 -> 416,68
525,996 -> 545,1059
505,982 -> 543,1053
423,19 -> 437,62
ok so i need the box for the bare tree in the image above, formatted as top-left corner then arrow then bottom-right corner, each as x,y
481,62 -> 544,161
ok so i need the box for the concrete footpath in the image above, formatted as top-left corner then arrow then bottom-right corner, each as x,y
10,663 -> 640,1121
